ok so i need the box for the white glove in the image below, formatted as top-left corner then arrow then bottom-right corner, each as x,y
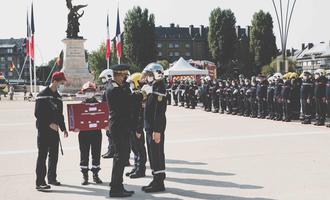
141,84 -> 153,95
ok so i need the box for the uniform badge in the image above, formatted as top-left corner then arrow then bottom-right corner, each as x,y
157,96 -> 163,102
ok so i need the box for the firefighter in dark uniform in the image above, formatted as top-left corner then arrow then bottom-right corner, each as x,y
141,63 -> 167,193
257,76 -> 268,118
290,73 -> 301,120
99,69 -> 115,159
171,79 -> 179,106
244,78 -> 252,117
282,73 -> 292,122
188,81 -> 198,109
205,77 -> 213,112
231,80 -> 239,115
78,82 -> 103,185
238,79 -> 245,116
313,69 -> 327,126
185,79 -> 191,108
178,79 -> 186,107
34,72 -> 68,190
219,80 -> 227,114
212,80 -> 220,113
267,76 -> 276,120
125,73 -> 147,179
274,73 -> 284,121
225,80 -> 233,114
325,70 -> 330,128
250,77 -> 258,118
300,71 -> 314,124
165,78 -> 172,105
107,64 -> 135,198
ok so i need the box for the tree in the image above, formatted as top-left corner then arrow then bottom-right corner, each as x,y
123,6 -> 157,70
250,10 -> 278,74
208,8 -> 237,76
261,58 -> 296,76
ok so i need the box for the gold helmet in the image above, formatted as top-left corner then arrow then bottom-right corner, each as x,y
127,72 -> 142,90
289,72 -> 298,79
283,72 -> 292,80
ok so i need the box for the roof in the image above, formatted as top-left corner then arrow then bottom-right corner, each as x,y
297,42 -> 330,60
0,38 -> 25,50
164,57 -> 209,76
155,25 -> 208,41
0,44 -> 16,49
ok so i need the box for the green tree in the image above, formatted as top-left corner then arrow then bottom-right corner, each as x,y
261,58 -> 296,76
250,10 -> 278,74
123,6 -> 156,70
208,8 -> 237,76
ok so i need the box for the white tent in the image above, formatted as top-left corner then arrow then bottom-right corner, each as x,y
164,57 -> 209,76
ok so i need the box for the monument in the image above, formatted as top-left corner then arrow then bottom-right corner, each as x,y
61,0 -> 93,93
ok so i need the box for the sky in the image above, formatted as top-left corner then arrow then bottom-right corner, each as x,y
1,0 -> 329,65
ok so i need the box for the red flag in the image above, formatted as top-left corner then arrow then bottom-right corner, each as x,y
116,7 -> 122,60
106,14 -> 111,60
30,3 -> 35,60
26,11 -> 30,57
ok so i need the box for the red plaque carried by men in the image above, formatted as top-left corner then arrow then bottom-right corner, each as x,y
67,102 -> 109,132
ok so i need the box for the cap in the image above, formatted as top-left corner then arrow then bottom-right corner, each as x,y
81,81 -> 96,92
110,64 -> 130,74
52,71 -> 66,81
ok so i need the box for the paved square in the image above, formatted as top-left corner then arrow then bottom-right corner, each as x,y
0,98 -> 329,200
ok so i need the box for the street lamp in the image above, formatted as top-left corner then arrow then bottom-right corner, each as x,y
271,0 -> 297,72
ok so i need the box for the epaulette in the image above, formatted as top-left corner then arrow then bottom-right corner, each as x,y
111,82 -> 119,88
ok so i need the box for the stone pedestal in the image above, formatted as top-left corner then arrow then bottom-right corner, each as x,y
61,39 -> 93,93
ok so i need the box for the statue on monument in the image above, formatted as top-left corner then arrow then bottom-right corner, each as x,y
66,0 -> 87,39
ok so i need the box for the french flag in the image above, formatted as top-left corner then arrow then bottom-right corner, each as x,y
30,3 -> 35,60
115,7 -> 122,61
106,14 -> 111,61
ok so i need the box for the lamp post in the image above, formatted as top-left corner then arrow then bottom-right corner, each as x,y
271,0 -> 297,72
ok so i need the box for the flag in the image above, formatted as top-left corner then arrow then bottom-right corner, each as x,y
115,7 -> 122,60
106,14 -> 111,60
26,11 -> 30,57
30,3 -> 35,60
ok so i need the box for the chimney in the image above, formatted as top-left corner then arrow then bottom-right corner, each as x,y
301,43 -> 305,50
170,23 -> 175,28
308,43 -> 314,49
176,24 -> 180,28
200,25 -> 204,37
189,25 -> 194,36
246,26 -> 251,39
236,26 -> 241,37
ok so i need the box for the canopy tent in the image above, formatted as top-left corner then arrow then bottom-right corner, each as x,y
164,57 -> 209,76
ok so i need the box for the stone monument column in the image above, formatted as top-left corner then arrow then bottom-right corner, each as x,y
61,39 -> 93,93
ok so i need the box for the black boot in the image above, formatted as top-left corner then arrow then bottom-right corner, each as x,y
81,172 -> 89,185
125,167 -> 137,177
102,151 -> 114,159
143,181 -> 165,193
130,168 -> 146,179
109,189 -> 133,198
93,173 -> 103,184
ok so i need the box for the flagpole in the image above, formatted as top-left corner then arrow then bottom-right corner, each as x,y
29,54 -> 33,95
18,56 -> 27,80
107,58 -> 110,69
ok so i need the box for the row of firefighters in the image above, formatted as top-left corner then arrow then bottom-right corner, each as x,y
165,69 -> 330,127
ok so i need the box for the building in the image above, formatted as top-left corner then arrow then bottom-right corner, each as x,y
0,38 -> 30,82
296,42 -> 330,72
155,23 -> 210,63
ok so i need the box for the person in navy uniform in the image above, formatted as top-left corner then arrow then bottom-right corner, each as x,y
77,82 -> 103,185
300,71 -> 314,124
273,73 -> 284,121
266,76 -> 276,120
125,73 -> 147,179
250,77 -> 258,118
106,64 -> 135,198
34,72 -> 68,190
281,74 -> 292,122
257,76 -> 268,119
313,69 -> 327,126
141,63 -> 167,193
99,69 -> 115,159
171,79 -> 179,106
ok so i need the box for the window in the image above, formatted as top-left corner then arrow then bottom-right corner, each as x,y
185,52 -> 191,57
157,43 -> 162,48
158,52 -> 163,57
7,57 -> 12,61
169,52 -> 174,57
174,52 -> 180,56
0,57 -> 5,62
185,44 -> 191,48
174,43 -> 179,48
168,43 -> 174,48
7,49 -> 13,54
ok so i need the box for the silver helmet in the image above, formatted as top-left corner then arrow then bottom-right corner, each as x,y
143,63 -> 164,81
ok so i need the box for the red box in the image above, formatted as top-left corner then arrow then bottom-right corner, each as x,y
67,102 -> 109,132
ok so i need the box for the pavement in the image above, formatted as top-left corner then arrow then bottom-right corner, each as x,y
0,94 -> 330,200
